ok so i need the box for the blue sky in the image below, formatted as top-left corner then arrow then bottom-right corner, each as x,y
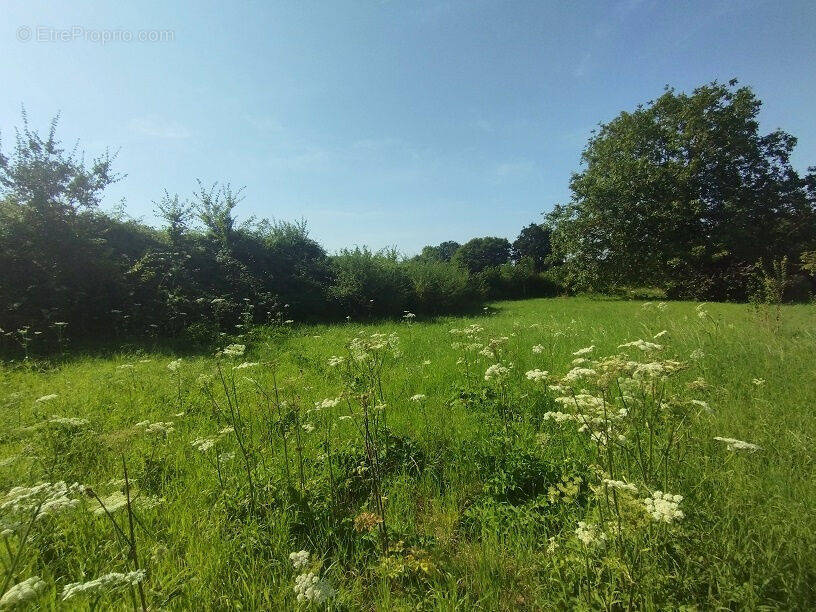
2,1 -> 815,253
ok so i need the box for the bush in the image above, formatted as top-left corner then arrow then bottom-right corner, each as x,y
328,248 -> 412,318
405,259 -> 482,315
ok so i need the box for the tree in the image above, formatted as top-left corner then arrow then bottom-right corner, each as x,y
452,237 -> 511,273
0,111 -> 126,332
549,80 -> 816,299
511,223 -> 551,271
418,240 -> 460,262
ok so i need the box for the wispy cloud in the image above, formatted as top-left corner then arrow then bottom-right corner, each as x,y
130,115 -> 191,139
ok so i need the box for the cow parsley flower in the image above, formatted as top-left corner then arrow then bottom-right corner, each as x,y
191,437 -> 218,452
62,570 -> 146,601
410,394 -> 426,402
136,421 -> 175,436
0,576 -> 46,608
293,572 -> 334,604
525,369 -> 548,382
220,344 -> 246,358
484,363 -> 510,381
690,348 -> 704,360
575,521 -> 606,547
315,397 -> 341,409
572,346 -> 594,356
328,356 -> 344,367
602,479 -> 637,494
35,394 -> 58,404
653,330 -> 668,339
289,550 -> 310,570
714,436 -> 762,452
563,367 -> 597,383
2,481 -> 85,519
48,416 -> 89,428
643,491 -> 684,523
618,339 -> 663,352
167,358 -> 183,372
531,344 -> 544,354
233,361 -> 259,370
752,378 -> 766,387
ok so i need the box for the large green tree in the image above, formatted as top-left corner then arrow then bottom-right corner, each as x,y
549,80 -> 816,299
512,223 -> 551,272
452,236 -> 511,273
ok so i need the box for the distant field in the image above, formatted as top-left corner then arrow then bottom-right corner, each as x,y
1,297 -> 815,609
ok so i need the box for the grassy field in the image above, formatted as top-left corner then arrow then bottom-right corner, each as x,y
1,297 -> 815,609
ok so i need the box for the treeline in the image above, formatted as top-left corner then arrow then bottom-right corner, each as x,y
3,79 -> 815,350
0,115 -> 557,349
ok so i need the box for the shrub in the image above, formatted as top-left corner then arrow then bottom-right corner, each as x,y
404,259 -> 482,315
328,248 -> 412,318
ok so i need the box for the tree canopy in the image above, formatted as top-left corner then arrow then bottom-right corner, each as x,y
549,80 -> 816,299
452,236 -> 511,273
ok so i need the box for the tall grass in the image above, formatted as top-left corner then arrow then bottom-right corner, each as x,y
0,297 -> 814,609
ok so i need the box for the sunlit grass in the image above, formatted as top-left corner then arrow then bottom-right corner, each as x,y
1,297 -> 814,609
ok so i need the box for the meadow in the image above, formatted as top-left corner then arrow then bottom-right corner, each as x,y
1,297 -> 814,610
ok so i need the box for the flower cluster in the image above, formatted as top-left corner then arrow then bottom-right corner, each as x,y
1,481 -> 85,526
289,550 -> 310,570
0,576 -> 46,608
602,478 -> 638,494
484,363 -> 511,382
62,570 -> 146,601
524,369 -> 548,382
643,491 -> 684,523
575,521 -> 607,547
293,572 -> 334,605
714,436 -> 762,452
220,343 -> 246,358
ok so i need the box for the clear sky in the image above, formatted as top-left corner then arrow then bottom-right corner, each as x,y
2,0 -> 815,254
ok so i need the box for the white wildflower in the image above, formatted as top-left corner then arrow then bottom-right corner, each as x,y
62,570 -> 146,601
220,344 -> 246,358
0,576 -> 46,608
410,394 -> 426,402
34,394 -> 58,404
328,356 -> 344,367
191,437 -> 218,452
643,491 -> 684,523
525,369 -> 549,382
714,436 -> 762,452
653,330 -> 668,339
752,378 -> 766,387
575,521 -> 606,547
315,397 -> 341,410
289,550 -> 310,570
572,345 -> 594,356
48,417 -> 89,428
167,358 -> 183,372
563,367 -> 597,383
484,363 -> 511,381
233,361 -> 259,370
618,339 -> 663,352
293,572 -> 334,605
602,479 -> 637,494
